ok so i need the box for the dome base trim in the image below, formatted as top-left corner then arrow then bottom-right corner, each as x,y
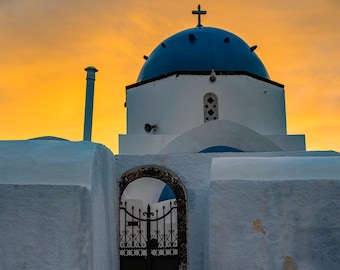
127,70 -> 284,90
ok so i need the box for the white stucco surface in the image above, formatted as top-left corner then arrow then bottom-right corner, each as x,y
119,134 -> 177,154
0,140 -> 96,186
115,151 -> 339,270
160,120 -> 282,153
121,74 -> 306,155
1,140 -> 339,270
211,156 -> 340,181
0,140 -> 118,270
265,134 -> 305,151
209,155 -> 340,269
126,74 -> 286,135
116,154 -> 213,270
120,73 -> 308,155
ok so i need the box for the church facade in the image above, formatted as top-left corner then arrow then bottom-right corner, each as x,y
119,24 -> 305,154
1,6 -> 340,270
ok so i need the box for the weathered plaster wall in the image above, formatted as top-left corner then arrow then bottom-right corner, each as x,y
116,152 -> 340,270
209,156 -> 340,270
159,120 -> 282,153
121,74 -> 299,155
0,185 -> 92,269
0,140 -> 118,270
126,74 -> 286,135
1,139 -> 339,270
116,154 -> 214,270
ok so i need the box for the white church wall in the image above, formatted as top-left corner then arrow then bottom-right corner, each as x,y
265,134 -> 306,151
90,142 -> 118,270
159,120 -> 282,154
126,74 -> 286,137
209,156 -> 340,270
0,140 -> 118,270
2,139 -> 338,270
217,75 -> 286,135
116,151 -> 340,270
119,122 -> 306,155
116,154 -> 213,270
119,134 -> 177,154
0,184 -> 92,270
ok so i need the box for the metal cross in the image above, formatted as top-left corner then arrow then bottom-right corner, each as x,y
192,4 -> 207,27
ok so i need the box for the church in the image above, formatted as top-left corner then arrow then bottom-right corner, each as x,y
1,5 -> 340,270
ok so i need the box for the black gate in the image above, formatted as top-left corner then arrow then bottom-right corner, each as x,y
120,200 -> 179,270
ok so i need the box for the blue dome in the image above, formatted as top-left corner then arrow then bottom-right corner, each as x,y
137,27 -> 270,82
158,185 -> 175,202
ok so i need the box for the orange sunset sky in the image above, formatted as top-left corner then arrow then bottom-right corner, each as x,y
1,0 -> 339,153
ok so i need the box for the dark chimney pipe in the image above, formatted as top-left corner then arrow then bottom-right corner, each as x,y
83,66 -> 98,141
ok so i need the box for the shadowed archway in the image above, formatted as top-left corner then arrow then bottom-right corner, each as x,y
119,166 -> 188,270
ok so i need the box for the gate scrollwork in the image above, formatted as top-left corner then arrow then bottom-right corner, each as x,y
119,166 -> 187,270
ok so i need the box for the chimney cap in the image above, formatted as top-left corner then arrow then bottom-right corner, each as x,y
85,66 -> 98,72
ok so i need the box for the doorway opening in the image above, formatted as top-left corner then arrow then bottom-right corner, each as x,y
119,166 -> 187,270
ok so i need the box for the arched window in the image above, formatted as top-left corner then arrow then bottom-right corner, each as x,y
204,93 -> 218,122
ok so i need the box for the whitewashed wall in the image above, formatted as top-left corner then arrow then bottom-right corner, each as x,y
115,151 -> 340,270
209,156 -> 340,270
126,74 -> 286,136
1,140 -> 339,270
0,140 -> 118,270
120,74 -> 306,155
116,154 -> 213,270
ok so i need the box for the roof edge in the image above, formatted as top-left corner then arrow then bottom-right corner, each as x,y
126,71 -> 284,90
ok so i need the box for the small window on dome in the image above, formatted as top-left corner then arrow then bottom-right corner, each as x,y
204,93 -> 218,122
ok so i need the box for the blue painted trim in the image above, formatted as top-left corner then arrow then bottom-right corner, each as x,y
158,184 -> 176,202
199,145 -> 243,153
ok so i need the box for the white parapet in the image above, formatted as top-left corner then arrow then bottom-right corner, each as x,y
0,140 -> 118,270
209,155 -> 340,269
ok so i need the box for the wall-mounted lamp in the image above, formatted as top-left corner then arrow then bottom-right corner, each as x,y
144,123 -> 158,133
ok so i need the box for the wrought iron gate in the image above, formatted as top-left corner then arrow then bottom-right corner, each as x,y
120,200 -> 179,270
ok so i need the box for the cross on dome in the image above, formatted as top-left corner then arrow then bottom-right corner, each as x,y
192,4 -> 207,27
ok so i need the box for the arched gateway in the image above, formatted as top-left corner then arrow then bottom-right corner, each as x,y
119,166 -> 188,270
